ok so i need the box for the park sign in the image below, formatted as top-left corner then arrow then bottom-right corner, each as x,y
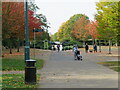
32,29 -> 44,32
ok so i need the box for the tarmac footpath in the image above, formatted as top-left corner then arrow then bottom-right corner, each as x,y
38,49 -> 118,88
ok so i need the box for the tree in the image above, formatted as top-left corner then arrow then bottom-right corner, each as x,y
95,2 -> 119,40
57,14 -> 89,42
2,2 -> 25,53
57,22 -> 68,42
85,20 -> 98,44
50,32 -> 58,41
86,21 -> 98,40
95,1 -> 119,53
2,2 -> 49,53
72,16 -> 90,41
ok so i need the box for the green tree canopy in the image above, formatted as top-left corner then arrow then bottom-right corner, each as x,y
95,2 -> 119,41
57,14 -> 89,42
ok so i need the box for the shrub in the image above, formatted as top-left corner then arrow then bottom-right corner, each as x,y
64,46 -> 73,50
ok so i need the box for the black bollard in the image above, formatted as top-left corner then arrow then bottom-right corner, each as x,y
25,59 -> 36,84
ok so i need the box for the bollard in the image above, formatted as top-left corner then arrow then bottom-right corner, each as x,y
25,59 -> 36,84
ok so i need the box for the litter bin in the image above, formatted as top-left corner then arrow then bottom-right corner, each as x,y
25,59 -> 36,84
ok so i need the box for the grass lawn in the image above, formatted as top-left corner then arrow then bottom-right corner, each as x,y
2,58 -> 44,71
2,48 -> 45,71
98,61 -> 120,72
2,74 -> 40,88
2,48 -> 46,88
2,57 -> 44,88
0,75 -> 2,89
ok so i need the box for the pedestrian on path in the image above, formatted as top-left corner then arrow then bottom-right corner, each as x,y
85,43 -> 89,53
93,43 -> 97,52
73,45 -> 78,60
52,45 -> 56,51
57,44 -> 60,52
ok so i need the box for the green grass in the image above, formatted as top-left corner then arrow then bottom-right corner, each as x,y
98,61 -> 120,66
0,75 -> 2,89
98,61 -> 120,72
2,58 -> 44,71
111,67 -> 120,72
2,74 -> 40,88
2,49 -> 45,88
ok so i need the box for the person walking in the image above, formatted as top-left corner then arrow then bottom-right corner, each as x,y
52,45 -> 56,51
93,43 -> 97,52
73,45 -> 78,60
57,44 -> 60,52
85,43 -> 89,53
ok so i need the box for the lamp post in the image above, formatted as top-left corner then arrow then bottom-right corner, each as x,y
24,0 -> 30,61
24,0 -> 44,84
32,28 -> 44,58
34,28 -> 36,59
24,0 -> 36,84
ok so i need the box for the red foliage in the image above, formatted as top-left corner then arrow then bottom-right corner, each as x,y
72,16 -> 90,40
2,2 -> 25,39
86,20 -> 99,39
2,2 -> 43,40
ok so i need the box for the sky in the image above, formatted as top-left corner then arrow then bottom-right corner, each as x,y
35,0 -> 99,35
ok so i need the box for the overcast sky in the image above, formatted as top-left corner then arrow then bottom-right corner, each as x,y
35,0 -> 99,35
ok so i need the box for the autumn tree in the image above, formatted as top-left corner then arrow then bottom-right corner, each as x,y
72,16 -> 90,41
57,14 -> 88,42
85,20 -> 98,44
2,2 -> 49,53
2,2 -> 25,53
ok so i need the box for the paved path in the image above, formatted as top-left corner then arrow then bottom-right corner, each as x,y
38,49 -> 118,88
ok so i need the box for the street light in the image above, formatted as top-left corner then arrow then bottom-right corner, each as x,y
32,28 -> 44,59
24,0 -> 44,84
24,0 -> 30,61
24,0 -> 36,84
33,28 -> 36,59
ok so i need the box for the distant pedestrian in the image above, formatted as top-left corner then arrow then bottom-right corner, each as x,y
53,45 -> 56,51
73,45 -> 78,60
93,43 -> 97,52
62,44 -> 64,51
57,44 -> 60,52
85,43 -> 89,53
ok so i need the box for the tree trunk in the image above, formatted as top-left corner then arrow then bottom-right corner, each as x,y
9,40 -> 12,54
92,39 -> 95,47
109,40 -> 112,54
10,45 -> 12,54
99,40 -> 101,52
83,41 -> 85,48
17,47 -> 20,52
17,41 -> 20,52
106,40 -> 108,46
115,40 -> 118,46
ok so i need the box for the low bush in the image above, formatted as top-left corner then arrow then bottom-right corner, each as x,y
63,46 -> 73,50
